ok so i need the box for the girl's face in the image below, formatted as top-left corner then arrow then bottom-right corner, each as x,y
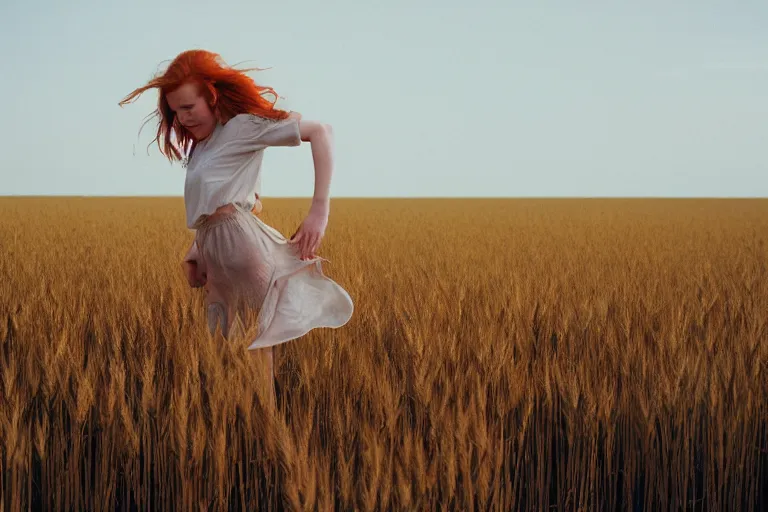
166,82 -> 218,141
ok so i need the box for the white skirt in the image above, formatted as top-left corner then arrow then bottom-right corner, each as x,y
191,203 -> 353,350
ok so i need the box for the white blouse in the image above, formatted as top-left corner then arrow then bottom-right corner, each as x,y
183,113 -> 301,229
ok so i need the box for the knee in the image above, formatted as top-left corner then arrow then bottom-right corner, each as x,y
207,301 -> 228,337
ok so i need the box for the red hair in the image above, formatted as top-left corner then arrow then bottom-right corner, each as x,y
119,49 -> 291,162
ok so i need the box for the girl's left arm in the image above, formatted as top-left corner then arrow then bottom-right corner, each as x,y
293,112 -> 334,216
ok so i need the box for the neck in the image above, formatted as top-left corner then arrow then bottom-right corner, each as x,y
197,120 -> 221,143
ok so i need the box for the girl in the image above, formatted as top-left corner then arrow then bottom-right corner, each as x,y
119,49 -> 354,396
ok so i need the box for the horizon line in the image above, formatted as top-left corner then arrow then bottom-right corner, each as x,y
2,195 -> 767,200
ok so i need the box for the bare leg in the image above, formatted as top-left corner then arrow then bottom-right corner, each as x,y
266,347 -> 277,408
204,281 -> 232,338
249,347 -> 276,406
207,302 -> 229,337
207,287 -> 275,405
200,222 -> 276,405
265,347 -> 275,378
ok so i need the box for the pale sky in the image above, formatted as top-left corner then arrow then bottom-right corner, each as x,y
1,0 -> 767,197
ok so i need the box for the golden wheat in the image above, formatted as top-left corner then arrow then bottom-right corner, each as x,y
0,197 -> 767,510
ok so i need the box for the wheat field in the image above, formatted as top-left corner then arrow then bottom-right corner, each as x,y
0,196 -> 767,511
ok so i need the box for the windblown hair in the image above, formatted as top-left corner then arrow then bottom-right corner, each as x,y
119,49 -> 291,162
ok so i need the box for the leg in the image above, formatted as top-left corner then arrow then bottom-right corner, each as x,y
266,347 -> 274,378
265,347 -> 277,407
200,215 -> 276,402
249,346 -> 276,405
206,282 -> 275,404
204,280 -> 238,339
207,300 -> 229,337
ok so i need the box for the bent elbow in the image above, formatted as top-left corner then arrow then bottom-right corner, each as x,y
322,123 -> 333,140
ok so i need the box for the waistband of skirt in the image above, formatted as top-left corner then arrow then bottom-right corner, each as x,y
192,202 -> 252,229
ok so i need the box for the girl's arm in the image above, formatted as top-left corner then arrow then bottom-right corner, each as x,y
293,113 -> 333,216
183,234 -> 200,262
182,234 -> 205,287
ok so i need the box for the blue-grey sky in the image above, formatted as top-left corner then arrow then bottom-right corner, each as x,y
1,1 -> 767,197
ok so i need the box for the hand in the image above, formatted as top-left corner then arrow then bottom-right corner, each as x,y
251,197 -> 263,216
182,240 -> 206,288
288,209 -> 328,260
182,260 -> 206,288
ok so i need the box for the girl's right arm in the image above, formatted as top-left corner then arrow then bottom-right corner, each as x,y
183,235 -> 200,263
182,235 -> 205,288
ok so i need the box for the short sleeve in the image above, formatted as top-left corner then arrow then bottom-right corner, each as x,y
234,113 -> 302,149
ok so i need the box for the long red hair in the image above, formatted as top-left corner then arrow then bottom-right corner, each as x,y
119,49 -> 291,162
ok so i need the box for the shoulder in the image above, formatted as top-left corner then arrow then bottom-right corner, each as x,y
226,113 -> 260,131
228,112 -> 303,147
218,114 -> 269,143
229,112 -> 299,127
228,112 -> 290,134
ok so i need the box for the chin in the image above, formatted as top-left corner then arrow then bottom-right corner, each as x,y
195,127 -> 214,140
